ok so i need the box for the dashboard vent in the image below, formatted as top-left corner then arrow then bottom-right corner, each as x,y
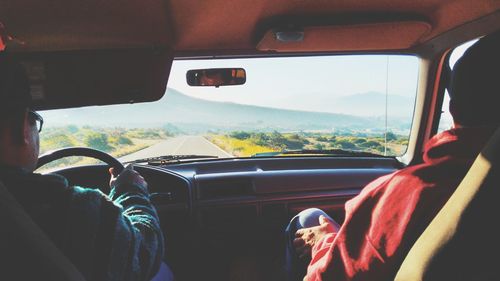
197,179 -> 254,199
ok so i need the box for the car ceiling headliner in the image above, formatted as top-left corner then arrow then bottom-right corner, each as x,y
0,0 -> 499,109
1,0 -> 499,53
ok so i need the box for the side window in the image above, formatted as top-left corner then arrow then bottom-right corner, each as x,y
437,39 -> 479,133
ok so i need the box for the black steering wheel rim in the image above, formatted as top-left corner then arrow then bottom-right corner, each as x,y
37,147 -> 125,173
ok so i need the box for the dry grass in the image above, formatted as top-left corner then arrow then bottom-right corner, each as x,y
37,138 -> 163,173
208,135 -> 276,157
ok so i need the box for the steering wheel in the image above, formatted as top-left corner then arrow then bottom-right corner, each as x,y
37,147 -> 125,174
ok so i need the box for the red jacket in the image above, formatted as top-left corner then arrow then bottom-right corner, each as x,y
305,127 -> 494,281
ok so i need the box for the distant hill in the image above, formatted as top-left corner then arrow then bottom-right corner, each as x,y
333,91 -> 414,118
159,89 -> 380,131
43,88 -> 394,133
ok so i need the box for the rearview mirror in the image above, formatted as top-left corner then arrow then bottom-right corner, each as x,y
186,68 -> 246,87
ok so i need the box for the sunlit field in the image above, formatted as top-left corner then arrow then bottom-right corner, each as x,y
38,126 -> 408,173
38,126 -> 172,172
208,131 -> 408,157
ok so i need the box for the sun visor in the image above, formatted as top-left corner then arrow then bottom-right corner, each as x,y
257,21 -> 431,52
13,48 -> 172,110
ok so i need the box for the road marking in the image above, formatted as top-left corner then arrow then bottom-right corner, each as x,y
201,136 -> 233,157
120,135 -> 233,161
172,136 -> 189,154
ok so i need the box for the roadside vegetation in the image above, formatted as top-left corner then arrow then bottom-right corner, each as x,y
38,126 -> 173,172
38,126 -> 408,172
207,131 -> 408,157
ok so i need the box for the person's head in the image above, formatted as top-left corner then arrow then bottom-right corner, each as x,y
0,52 -> 41,171
448,30 -> 500,128
199,69 -> 225,86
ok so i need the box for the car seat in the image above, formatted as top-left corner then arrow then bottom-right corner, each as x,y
0,179 -> 86,280
394,126 -> 500,280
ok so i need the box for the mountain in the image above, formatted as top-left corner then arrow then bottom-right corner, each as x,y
333,92 -> 415,118
43,88 -> 385,132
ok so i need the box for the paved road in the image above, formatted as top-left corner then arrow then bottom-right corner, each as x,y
119,135 -> 233,162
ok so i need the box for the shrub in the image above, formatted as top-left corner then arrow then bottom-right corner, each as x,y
251,133 -> 270,146
127,129 -> 162,139
230,131 -> 251,140
117,136 -> 133,145
271,131 -> 289,148
386,132 -> 397,141
66,125 -> 79,134
353,138 -> 366,144
337,140 -> 357,149
361,140 -> 382,148
84,132 -> 112,151
283,139 -> 304,150
314,143 -> 324,150
40,133 -> 77,153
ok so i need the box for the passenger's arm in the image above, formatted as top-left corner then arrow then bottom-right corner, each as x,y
294,215 -> 338,259
302,174 -> 392,281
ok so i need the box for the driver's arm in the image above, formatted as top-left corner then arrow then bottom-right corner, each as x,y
59,166 -> 164,281
60,166 -> 163,281
104,166 -> 164,281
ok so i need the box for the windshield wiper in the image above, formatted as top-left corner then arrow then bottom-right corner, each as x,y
252,149 -> 386,158
124,154 -> 219,165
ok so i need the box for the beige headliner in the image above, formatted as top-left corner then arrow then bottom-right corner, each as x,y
1,0 -> 499,113
1,0 -> 499,53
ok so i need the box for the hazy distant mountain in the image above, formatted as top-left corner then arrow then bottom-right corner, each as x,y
333,92 -> 415,117
160,89 -> 380,130
43,88 -> 393,132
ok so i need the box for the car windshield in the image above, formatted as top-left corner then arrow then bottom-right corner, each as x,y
38,55 -> 418,170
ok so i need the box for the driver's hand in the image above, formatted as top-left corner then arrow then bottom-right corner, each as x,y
109,164 -> 148,190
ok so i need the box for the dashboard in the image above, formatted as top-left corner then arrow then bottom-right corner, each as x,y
53,156 -> 401,280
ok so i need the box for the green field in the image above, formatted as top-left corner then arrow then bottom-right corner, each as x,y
208,131 -> 408,157
38,126 -> 408,172
38,126 -> 173,172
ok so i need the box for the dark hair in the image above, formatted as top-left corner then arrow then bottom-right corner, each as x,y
0,52 -> 31,107
448,30 -> 500,127
0,52 -> 30,134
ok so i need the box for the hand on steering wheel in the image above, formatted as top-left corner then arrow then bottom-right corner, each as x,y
109,164 -> 148,190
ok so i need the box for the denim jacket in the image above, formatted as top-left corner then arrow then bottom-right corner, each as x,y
0,166 -> 164,281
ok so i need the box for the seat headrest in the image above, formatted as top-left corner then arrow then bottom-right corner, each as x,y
447,30 -> 500,126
